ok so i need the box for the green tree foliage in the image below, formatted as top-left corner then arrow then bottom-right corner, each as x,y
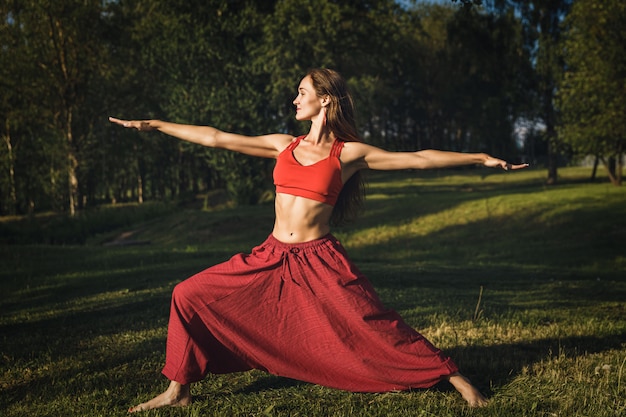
557,0 -> 625,185
2,0 -> 547,218
441,6 -> 532,159
0,4 -> 26,215
491,0 -> 573,183
1,0 -> 111,215
106,0 -> 275,205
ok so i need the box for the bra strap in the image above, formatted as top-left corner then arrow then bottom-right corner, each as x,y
330,139 -> 345,157
286,135 -> 304,151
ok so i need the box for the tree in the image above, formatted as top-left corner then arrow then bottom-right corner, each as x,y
0,5 -> 22,215
557,0 -> 625,185
490,0 -> 573,183
4,1 -> 111,215
442,6 -> 532,159
1,1 -> 68,215
106,0 -> 276,205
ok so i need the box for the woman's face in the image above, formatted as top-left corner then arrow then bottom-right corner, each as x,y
293,75 -> 324,121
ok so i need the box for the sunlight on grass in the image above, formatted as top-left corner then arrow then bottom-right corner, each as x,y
498,350 -> 626,416
1,167 -> 625,416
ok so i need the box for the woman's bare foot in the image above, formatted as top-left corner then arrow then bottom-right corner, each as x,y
447,372 -> 489,407
128,381 -> 192,413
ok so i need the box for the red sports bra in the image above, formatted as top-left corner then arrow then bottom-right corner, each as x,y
273,135 -> 345,206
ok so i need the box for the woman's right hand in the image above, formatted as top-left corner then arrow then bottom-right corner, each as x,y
109,117 -> 157,131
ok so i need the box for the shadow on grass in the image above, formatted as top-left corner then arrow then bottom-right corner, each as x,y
445,331 -> 626,396
194,331 -> 626,401
0,245 -> 237,319
233,375 -> 308,393
3,322 -> 623,410
352,176 -> 544,236
349,194 -> 626,286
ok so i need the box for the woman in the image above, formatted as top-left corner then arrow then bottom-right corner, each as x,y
110,68 -> 527,413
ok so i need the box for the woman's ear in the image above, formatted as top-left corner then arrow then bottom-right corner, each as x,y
321,95 -> 330,107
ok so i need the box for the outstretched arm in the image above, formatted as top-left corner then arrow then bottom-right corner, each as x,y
410,149 -> 528,171
108,117 -> 293,159
343,142 -> 529,173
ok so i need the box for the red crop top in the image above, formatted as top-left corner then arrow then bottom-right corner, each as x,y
273,135 -> 345,206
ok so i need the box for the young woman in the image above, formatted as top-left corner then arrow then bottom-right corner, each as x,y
110,68 -> 527,413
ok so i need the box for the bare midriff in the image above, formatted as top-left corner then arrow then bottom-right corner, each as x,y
272,193 -> 334,243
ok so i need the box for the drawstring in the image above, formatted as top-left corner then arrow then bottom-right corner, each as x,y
278,251 -> 288,300
278,247 -> 315,300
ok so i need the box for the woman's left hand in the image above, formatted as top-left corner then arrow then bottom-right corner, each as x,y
485,156 -> 529,171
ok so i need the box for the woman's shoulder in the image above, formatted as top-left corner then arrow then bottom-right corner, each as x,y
259,133 -> 300,153
340,140 -> 380,158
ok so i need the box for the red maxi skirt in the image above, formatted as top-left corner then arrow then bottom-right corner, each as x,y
161,233 -> 458,392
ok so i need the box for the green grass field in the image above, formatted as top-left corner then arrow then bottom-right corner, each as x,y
1,167 -> 625,416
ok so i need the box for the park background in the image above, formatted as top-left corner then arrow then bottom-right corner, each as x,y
1,0 -> 625,416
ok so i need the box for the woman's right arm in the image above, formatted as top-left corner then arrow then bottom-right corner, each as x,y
108,117 -> 293,159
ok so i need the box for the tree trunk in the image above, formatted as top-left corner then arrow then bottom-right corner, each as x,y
137,173 -> 143,204
608,154 -> 623,186
591,154 -> 599,181
544,102 -> 558,185
134,144 -> 144,203
601,155 -> 621,186
68,151 -> 78,215
2,123 -> 17,215
546,145 -> 558,184
66,111 -> 78,216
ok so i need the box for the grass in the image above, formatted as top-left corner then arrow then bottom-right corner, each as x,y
1,166 -> 625,416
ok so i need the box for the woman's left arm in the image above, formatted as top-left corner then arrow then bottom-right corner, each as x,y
345,143 -> 529,172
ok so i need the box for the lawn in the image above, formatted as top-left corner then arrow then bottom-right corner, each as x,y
1,167 -> 625,416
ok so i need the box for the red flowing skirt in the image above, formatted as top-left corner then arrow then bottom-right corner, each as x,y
161,234 -> 458,392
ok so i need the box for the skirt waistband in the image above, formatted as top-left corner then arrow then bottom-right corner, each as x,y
266,233 -> 337,252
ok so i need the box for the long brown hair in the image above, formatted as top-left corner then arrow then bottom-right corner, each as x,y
307,68 -> 365,226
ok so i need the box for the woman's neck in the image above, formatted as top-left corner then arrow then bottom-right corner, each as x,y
306,122 -> 334,146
